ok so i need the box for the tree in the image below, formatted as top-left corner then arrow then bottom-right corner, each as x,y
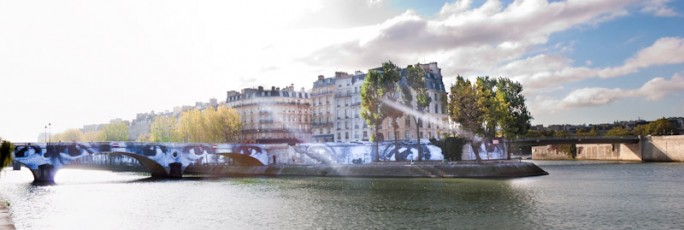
52,128 -> 85,142
204,106 -> 242,143
448,76 -> 484,161
606,126 -> 631,136
449,76 -> 533,161
100,120 -> 129,141
177,109 -> 206,142
360,61 -> 404,162
495,78 -> 532,140
149,116 -> 179,142
403,63 -> 432,161
633,118 -> 677,136
576,127 -> 598,137
1,140 -> 13,171
475,77 -> 499,139
378,61 -> 403,161
361,70 -> 384,162
174,106 -> 242,143
83,130 -> 102,141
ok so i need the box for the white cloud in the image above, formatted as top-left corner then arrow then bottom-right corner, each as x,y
305,0 -> 639,74
641,0 -> 679,17
560,88 -> 629,108
553,73 -> 684,108
638,72 -> 684,100
599,37 -> 684,78
503,37 -> 684,92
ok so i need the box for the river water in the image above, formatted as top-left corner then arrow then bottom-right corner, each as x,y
1,161 -> 683,229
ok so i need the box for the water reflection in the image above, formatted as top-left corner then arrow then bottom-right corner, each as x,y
2,162 -> 684,229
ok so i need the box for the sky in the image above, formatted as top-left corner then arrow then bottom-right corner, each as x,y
1,0 -> 683,142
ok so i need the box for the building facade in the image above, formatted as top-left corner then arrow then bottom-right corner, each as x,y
311,75 -> 336,142
317,62 -> 448,143
225,85 -> 311,144
333,71 -> 368,142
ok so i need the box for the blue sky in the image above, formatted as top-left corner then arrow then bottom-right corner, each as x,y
1,0 -> 683,141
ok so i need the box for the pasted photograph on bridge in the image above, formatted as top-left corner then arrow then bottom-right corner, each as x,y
12,141 -> 456,182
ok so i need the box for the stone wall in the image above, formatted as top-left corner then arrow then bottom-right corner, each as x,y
532,135 -> 684,162
642,135 -> 684,162
531,146 -> 573,160
576,144 -> 618,160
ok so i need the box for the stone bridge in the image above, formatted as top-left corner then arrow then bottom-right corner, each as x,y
13,142 -> 269,182
507,136 -> 640,146
13,141 -> 445,183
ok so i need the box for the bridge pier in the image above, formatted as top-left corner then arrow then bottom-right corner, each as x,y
168,163 -> 183,178
29,164 -> 57,183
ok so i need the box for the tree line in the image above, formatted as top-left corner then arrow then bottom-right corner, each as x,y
526,117 -> 679,138
50,106 -> 242,143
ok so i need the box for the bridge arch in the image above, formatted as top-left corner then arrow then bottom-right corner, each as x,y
109,152 -> 169,177
217,153 -> 264,166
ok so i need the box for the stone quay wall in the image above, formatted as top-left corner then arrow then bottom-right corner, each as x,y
532,135 -> 684,162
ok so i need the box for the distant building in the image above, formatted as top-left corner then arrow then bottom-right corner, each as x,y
225,85 -> 311,144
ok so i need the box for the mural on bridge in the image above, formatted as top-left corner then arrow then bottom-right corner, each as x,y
13,141 -> 446,170
12,142 -> 270,171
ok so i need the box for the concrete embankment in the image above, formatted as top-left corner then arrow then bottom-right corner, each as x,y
185,161 -> 548,178
533,135 -> 684,161
0,202 -> 15,230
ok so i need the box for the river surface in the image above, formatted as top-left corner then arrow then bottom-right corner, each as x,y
1,161 -> 683,229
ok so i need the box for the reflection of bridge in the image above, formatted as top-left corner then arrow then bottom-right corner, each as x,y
13,142 -> 268,183
507,136 -> 641,146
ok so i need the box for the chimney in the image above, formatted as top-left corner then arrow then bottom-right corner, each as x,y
318,75 -> 324,80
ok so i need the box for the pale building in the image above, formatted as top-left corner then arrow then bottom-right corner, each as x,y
320,62 -> 448,143
225,85 -> 312,144
311,75 -> 336,142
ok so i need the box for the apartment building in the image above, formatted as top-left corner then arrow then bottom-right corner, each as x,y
311,75 -> 336,142
321,62 -> 448,143
225,85 -> 311,144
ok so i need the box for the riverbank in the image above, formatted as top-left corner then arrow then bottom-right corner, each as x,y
0,201 -> 15,230
185,161 -> 548,178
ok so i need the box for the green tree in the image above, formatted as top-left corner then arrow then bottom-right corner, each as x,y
448,76 -> 484,161
52,128 -> 85,142
495,78 -> 532,138
634,118 -> 677,136
475,77 -> 499,139
100,120 -> 130,141
83,130 -> 102,141
204,106 -> 242,143
378,61 -> 403,160
149,116 -> 179,142
1,140 -> 13,171
173,106 -> 242,143
449,76 -> 533,160
649,118 -> 677,135
177,109 -> 207,142
576,127 -> 598,137
361,70 -> 386,162
403,63 -> 432,161
606,126 -> 631,136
